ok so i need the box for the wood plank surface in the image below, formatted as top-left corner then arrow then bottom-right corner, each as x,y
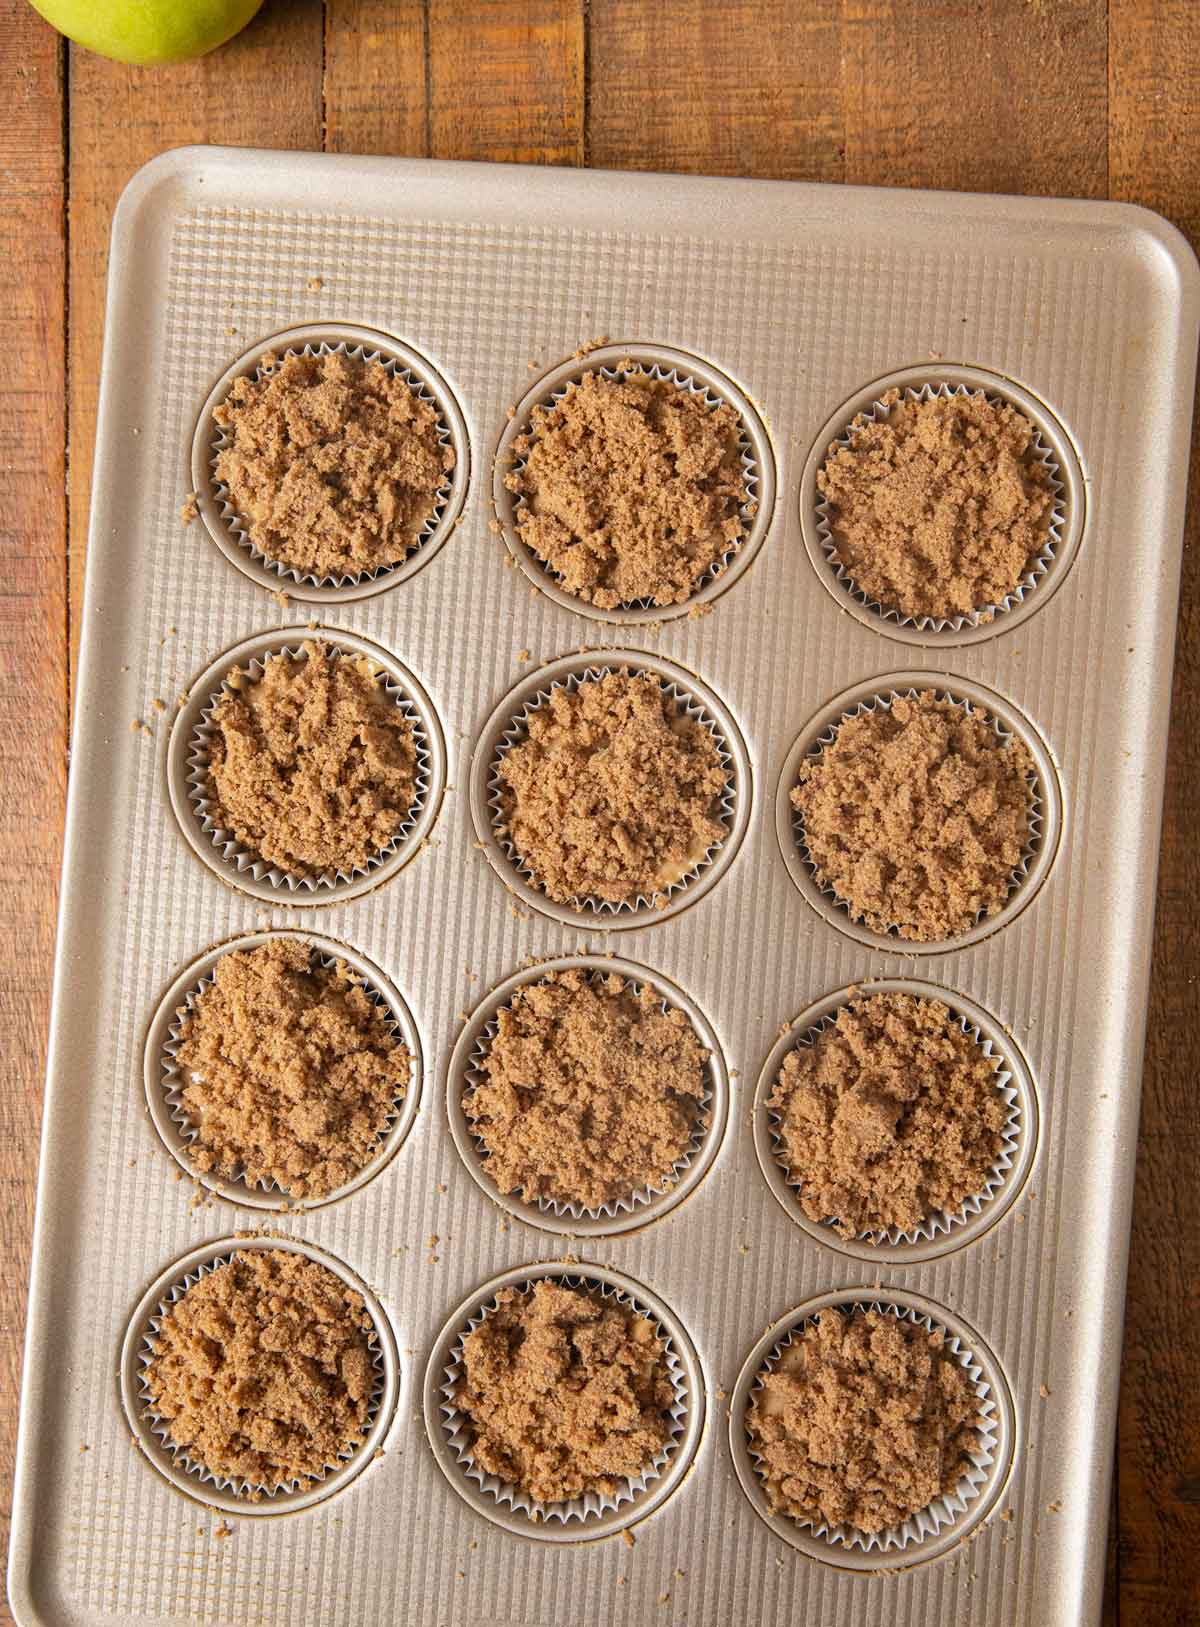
2,3 -> 1199,1624
1109,10 -> 1200,1624
0,3 -> 67,1602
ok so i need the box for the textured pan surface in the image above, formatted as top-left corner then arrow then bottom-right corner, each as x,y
8,149 -> 1199,1627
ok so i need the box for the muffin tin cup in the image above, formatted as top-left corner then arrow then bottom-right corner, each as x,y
776,671 -> 1063,954
470,650 -> 752,930
493,342 -> 777,624
752,979 -> 1038,1263
191,323 -> 470,604
120,1236 -> 401,1516
422,1261 -> 704,1542
445,955 -> 729,1237
168,627 -> 446,905
799,365 -> 1086,647
728,1288 -> 1015,1570
144,930 -> 424,1212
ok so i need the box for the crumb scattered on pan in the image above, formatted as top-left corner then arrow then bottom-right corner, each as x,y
507,371 -> 747,608
464,968 -> 708,1210
497,670 -> 726,905
175,938 -> 410,1199
769,991 -> 1006,1236
454,1280 -> 674,1505
213,350 -> 452,580
791,691 -> 1035,941
817,389 -> 1055,621
747,1309 -> 980,1534
206,639 -> 417,877
143,1249 -> 375,1493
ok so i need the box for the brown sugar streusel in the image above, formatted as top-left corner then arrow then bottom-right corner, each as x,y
463,968 -> 709,1210
454,1280 -> 675,1504
506,370 -> 748,609
817,389 -> 1056,622
748,1308 -> 981,1535
206,639 -> 417,878
769,991 -> 1007,1237
175,938 -> 410,1200
497,670 -> 727,906
143,1249 -> 376,1493
213,349 -> 453,580
791,691 -> 1035,942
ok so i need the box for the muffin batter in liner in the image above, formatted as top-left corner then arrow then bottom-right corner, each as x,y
435,1271 -> 691,1531
789,686 -> 1045,947
132,1247 -> 387,1507
156,936 -> 416,1208
460,965 -> 717,1228
742,1298 -> 1000,1557
813,381 -> 1067,634
504,358 -> 761,613
487,664 -> 737,921
764,998 -> 1021,1250
200,333 -> 459,594
185,641 -> 434,896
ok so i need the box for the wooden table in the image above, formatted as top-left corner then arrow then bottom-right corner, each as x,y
2,3 -> 1196,1622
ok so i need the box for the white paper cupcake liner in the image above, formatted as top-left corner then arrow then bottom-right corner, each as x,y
728,1289 -> 1015,1570
122,1238 -> 399,1515
176,634 -> 441,902
424,1263 -> 703,1540
492,343 -> 777,625
190,323 -> 470,604
753,979 -> 1037,1262
798,364 -> 1087,648
775,672 -> 1063,955
150,930 -> 421,1211
448,955 -> 729,1236
488,663 -> 737,923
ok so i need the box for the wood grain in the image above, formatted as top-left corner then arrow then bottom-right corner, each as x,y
588,0 -> 844,179
427,0 -> 584,165
66,0 -> 325,684
0,0 -> 67,1605
1109,10 -> 1200,1623
2,4 -> 1199,1624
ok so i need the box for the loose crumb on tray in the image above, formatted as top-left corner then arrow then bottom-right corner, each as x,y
817,389 -> 1056,621
464,968 -> 709,1210
791,691 -> 1035,942
213,350 -> 453,580
175,938 -> 410,1199
206,639 -> 417,878
454,1280 -> 674,1505
507,371 -> 747,609
769,991 -> 1007,1237
747,1309 -> 980,1534
497,670 -> 727,905
143,1249 -> 375,1493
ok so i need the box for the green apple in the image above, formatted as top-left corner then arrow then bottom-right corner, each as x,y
27,0 -> 264,65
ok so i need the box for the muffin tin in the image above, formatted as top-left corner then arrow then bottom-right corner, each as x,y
8,149 -> 1198,1627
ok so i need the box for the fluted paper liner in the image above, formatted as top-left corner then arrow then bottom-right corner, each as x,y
185,640 -> 433,897
506,355 -> 761,613
488,663 -> 737,921
203,334 -> 459,594
813,377 -> 1070,635
745,1299 -> 1000,1555
158,938 -> 413,1207
460,962 -> 718,1227
766,996 -> 1022,1249
134,1246 -> 386,1506
437,1272 -> 691,1530
790,685 -> 1046,946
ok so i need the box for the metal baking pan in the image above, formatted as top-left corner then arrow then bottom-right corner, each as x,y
8,147 -> 1198,1627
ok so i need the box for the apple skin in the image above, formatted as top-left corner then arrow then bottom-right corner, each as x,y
27,0 -> 265,64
